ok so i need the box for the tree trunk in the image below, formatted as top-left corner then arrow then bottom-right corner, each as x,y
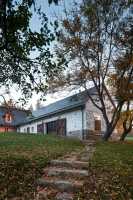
120,123 -> 132,141
120,117 -> 132,141
101,101 -> 124,141
120,131 -> 129,141
102,124 -> 114,141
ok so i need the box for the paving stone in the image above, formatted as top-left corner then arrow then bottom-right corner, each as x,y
56,192 -> 74,200
36,187 -> 58,200
44,168 -> 88,178
36,191 -> 47,200
50,160 -> 88,169
37,178 -> 83,192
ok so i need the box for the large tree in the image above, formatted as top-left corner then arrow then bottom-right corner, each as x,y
49,0 -> 133,140
0,0 -> 61,100
109,13 -> 133,140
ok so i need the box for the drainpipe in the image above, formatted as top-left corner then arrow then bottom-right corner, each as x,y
81,106 -> 84,140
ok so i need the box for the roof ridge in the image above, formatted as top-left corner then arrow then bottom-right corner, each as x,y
35,90 -> 87,111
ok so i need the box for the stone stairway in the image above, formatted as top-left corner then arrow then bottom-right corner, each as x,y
36,140 -> 95,200
85,132 -> 102,141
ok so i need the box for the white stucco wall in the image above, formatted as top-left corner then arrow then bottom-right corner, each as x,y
19,121 -> 39,134
85,99 -> 106,132
19,108 -> 85,139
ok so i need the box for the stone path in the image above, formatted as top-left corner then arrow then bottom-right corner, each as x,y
36,139 -> 96,200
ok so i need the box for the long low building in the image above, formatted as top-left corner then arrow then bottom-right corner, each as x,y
18,88 -> 106,139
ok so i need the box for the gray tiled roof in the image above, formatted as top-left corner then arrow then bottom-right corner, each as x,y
0,107 -> 29,126
20,87 -> 96,125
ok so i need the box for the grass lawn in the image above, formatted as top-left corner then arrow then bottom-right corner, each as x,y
126,136 -> 133,141
77,141 -> 133,200
0,132 -> 83,199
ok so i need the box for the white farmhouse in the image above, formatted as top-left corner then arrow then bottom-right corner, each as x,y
18,87 -> 106,139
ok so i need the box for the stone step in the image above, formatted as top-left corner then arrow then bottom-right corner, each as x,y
56,192 -> 74,200
50,160 -> 88,169
83,140 -> 96,145
36,190 -> 74,200
36,187 -> 58,200
37,178 -> 84,192
43,167 -> 88,178
86,136 -> 100,141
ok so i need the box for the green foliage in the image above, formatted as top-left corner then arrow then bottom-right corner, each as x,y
0,132 -> 83,199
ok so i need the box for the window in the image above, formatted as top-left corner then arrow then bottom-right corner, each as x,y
4,113 -> 12,123
27,127 -> 30,133
31,127 -> 34,132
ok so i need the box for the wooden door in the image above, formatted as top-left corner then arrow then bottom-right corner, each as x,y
57,119 -> 66,136
37,123 -> 44,133
46,119 -> 66,136
95,120 -> 101,131
46,121 -> 57,135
